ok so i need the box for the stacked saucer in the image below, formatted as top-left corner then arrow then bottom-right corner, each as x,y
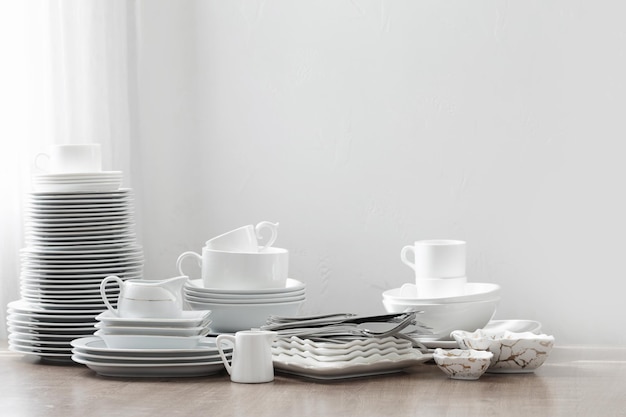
7,145 -> 143,362
32,171 -> 123,193
184,278 -> 306,333
178,222 -> 305,333
71,335 -> 232,378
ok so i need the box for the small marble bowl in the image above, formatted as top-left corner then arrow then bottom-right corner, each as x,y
432,348 -> 493,380
451,330 -> 555,373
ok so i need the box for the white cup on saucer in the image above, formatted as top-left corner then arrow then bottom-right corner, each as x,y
205,221 -> 279,253
36,144 -> 102,174
177,246 -> 289,290
400,239 -> 467,298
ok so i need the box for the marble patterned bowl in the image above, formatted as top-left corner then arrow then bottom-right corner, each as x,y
432,348 -> 493,380
450,330 -> 555,373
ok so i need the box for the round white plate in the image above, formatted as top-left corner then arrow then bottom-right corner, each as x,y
9,299 -> 106,315
184,287 -> 306,301
186,278 -> 305,295
183,292 -> 306,305
71,336 -> 226,356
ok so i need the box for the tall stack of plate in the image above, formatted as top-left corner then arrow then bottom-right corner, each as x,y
6,174 -> 143,363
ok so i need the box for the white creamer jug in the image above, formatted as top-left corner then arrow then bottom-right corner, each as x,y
99,276 -> 188,319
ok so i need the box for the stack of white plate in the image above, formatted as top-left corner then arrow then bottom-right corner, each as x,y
272,336 -> 431,380
6,188 -> 143,363
71,336 -> 232,378
93,310 -> 212,349
32,171 -> 123,193
184,278 -> 306,333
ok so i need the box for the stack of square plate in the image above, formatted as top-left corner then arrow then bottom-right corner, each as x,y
184,278 -> 306,333
272,336 -> 431,380
93,310 -> 212,349
6,188 -> 143,363
71,335 -> 231,378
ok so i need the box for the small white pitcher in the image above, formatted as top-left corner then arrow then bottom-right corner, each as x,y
99,276 -> 188,319
216,330 -> 277,383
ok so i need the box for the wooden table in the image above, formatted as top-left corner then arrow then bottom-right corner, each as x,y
1,343 -> 624,417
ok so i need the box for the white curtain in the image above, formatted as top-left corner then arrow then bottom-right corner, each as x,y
0,0 -> 137,340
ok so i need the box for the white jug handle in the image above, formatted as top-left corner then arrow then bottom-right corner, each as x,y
256,221 -> 279,252
216,334 -> 236,376
34,152 -> 50,173
176,251 -> 202,278
100,275 -> 123,317
400,245 -> 416,272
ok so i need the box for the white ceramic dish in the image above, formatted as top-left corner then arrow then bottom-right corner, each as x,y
71,336 -> 230,356
183,292 -> 305,305
95,331 -> 206,350
95,310 -> 212,328
383,297 -> 500,341
273,352 -> 431,380
186,278 -> 305,295
384,282 -> 500,303
433,348 -> 493,380
70,349 -> 226,363
186,299 -> 305,333
274,336 -> 413,355
71,354 -> 225,377
415,319 -> 543,348
184,286 -> 306,301
450,329 -> 555,373
94,323 -> 211,337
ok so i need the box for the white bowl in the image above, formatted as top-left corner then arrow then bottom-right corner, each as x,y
450,329 -> 555,373
186,300 -> 305,333
383,282 -> 500,304
433,348 -> 493,380
382,297 -> 499,341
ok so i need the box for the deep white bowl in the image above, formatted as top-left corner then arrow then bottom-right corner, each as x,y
433,348 -> 493,380
383,282 -> 500,304
450,329 -> 555,373
186,299 -> 305,333
382,297 -> 499,341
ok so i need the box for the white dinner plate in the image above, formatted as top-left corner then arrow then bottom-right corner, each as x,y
186,278 -> 306,295
183,287 -> 306,301
71,336 -> 229,356
94,323 -> 211,338
71,354 -> 226,378
95,310 -> 212,328
183,292 -> 306,305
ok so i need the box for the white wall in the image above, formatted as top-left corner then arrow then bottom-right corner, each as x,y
134,0 -> 626,346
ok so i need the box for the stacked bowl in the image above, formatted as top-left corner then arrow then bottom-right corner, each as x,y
178,222 -> 305,333
383,240 -> 500,341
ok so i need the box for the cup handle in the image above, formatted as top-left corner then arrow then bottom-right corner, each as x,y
400,245 -> 416,272
34,153 -> 50,173
256,221 -> 279,252
176,251 -> 202,278
100,275 -> 123,317
216,334 -> 236,376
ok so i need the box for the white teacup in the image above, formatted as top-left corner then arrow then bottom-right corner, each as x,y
36,144 -> 102,174
205,221 -> 279,253
401,240 -> 466,279
176,246 -> 289,290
